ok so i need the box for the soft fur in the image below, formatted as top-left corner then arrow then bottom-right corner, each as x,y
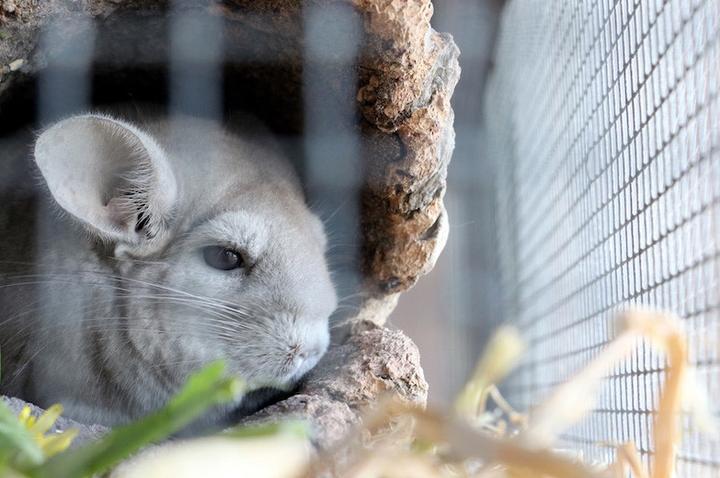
0,112 -> 336,430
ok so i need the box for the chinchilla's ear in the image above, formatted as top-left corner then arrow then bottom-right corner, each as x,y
34,114 -> 177,248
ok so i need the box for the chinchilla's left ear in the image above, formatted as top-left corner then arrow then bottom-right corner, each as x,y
34,114 -> 177,250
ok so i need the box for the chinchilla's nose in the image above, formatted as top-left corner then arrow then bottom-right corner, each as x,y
297,345 -> 324,361
288,327 -> 329,374
288,342 -> 324,362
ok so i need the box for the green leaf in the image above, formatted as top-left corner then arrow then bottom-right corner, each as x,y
223,420 -> 310,440
0,349 -> 40,474
0,401 -> 44,469
29,361 -> 244,478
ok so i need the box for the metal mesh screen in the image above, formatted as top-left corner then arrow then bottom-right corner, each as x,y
485,0 -> 720,475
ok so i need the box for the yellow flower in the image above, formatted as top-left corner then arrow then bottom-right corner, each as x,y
17,404 -> 78,458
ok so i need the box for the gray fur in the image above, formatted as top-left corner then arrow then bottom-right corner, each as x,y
0,113 -> 336,430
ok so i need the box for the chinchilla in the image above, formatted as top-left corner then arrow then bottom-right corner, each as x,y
0,111 -> 337,430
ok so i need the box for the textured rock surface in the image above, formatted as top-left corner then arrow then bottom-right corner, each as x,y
356,0 -> 458,305
244,320 -> 427,448
0,0 -> 455,450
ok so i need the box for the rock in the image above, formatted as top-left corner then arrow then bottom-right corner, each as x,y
243,320 -> 428,449
2,0 -> 16,14
304,320 -> 428,409
243,394 -> 358,449
7,58 -> 23,71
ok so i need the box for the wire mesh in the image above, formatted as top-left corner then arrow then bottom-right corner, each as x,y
485,0 -> 720,475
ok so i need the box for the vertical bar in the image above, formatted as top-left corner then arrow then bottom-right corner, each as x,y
169,1 -> 223,120
34,14 -> 96,383
37,15 -> 96,123
302,3 -> 363,317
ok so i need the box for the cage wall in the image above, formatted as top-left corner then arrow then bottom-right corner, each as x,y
486,0 -> 720,475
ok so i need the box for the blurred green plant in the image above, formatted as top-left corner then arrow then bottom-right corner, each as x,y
223,420 -> 310,440
0,400 -> 45,472
0,361 -> 245,478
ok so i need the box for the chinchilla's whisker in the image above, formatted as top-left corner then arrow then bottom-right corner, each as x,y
0,286 -> 273,339
330,320 -> 354,330
332,305 -> 362,313
106,256 -> 167,266
0,271 -> 260,318
319,198 -> 350,224
0,297 -> 119,335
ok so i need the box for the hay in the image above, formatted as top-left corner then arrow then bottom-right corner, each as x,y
306,308 -> 712,478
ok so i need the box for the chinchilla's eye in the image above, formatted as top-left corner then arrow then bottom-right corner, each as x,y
202,246 -> 245,271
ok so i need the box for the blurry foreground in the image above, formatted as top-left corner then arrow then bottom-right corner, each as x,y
0,309 -> 712,478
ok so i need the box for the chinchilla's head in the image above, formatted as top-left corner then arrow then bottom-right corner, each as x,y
33,113 -> 336,400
